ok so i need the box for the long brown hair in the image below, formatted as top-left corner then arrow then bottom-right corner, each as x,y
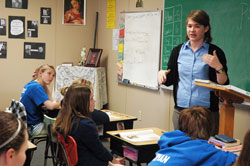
179,106 -> 214,140
185,10 -> 212,43
53,84 -> 91,138
0,112 -> 26,155
236,128 -> 250,166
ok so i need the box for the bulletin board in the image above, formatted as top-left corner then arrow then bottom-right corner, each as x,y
117,10 -> 162,90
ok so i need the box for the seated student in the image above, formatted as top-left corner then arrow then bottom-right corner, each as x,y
0,112 -> 28,166
236,128 -> 250,166
53,84 -> 124,166
20,64 -> 60,136
148,106 -> 236,166
60,78 -> 110,125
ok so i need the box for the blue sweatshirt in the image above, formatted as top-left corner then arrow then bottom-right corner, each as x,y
148,130 -> 236,166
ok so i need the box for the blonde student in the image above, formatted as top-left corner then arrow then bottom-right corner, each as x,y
0,112 -> 28,166
53,84 -> 124,165
20,64 -> 60,136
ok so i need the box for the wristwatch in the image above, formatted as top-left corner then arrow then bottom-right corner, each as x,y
216,68 -> 224,74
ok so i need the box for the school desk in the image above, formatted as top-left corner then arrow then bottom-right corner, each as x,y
28,140 -> 37,150
106,127 -> 165,166
54,65 -> 108,110
24,141 -> 37,166
101,110 -> 137,136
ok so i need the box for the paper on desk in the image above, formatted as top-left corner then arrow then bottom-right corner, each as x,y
194,79 -> 250,98
104,111 -> 121,120
119,129 -> 160,142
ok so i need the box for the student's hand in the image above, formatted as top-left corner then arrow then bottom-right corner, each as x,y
202,50 -> 223,71
108,161 -> 124,166
158,69 -> 171,85
111,157 -> 125,165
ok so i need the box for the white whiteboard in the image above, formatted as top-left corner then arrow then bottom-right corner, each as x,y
122,10 -> 161,90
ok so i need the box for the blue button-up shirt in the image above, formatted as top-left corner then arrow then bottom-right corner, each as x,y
176,41 -> 211,108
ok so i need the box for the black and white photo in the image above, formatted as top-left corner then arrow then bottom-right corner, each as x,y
0,42 -> 7,58
0,18 -> 6,36
8,16 -> 25,39
24,42 -> 45,59
5,0 -> 28,9
41,8 -> 51,24
27,20 -> 38,37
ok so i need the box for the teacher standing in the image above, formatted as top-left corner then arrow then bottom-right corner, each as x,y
158,10 -> 229,135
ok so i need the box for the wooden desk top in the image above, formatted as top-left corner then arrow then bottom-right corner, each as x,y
194,82 -> 250,102
101,110 -> 137,122
106,127 -> 165,146
28,140 -> 37,150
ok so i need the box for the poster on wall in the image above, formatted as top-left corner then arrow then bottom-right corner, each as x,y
8,16 -> 25,39
40,8 -> 51,24
27,20 -> 38,37
0,18 -> 7,36
24,42 -> 45,59
5,0 -> 28,9
0,41 -> 7,59
63,0 -> 86,25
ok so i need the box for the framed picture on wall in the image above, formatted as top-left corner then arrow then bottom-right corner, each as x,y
24,42 -> 45,59
41,8 -> 51,24
27,20 -> 38,37
8,16 -> 25,39
0,41 -> 7,59
63,0 -> 86,25
5,0 -> 28,9
84,48 -> 103,67
0,18 -> 7,36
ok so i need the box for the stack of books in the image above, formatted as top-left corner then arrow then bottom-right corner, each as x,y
209,137 -> 242,155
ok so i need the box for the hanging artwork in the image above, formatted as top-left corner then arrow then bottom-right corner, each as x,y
41,8 -> 51,24
0,18 -> 7,36
0,41 -> 7,58
27,20 -> 38,37
63,0 -> 86,25
24,42 -> 45,59
8,16 -> 25,39
5,0 -> 28,9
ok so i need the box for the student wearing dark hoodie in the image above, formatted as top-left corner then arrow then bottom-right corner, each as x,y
148,106 -> 236,166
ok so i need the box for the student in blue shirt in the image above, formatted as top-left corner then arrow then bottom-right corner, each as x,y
158,10 -> 229,134
20,64 -> 60,136
148,106 -> 236,166
53,84 -> 124,166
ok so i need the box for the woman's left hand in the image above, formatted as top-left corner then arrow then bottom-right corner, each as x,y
111,157 -> 125,165
202,50 -> 223,71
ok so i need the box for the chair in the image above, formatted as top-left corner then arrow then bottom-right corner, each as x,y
7,99 -> 48,165
56,132 -> 78,166
43,114 -> 57,166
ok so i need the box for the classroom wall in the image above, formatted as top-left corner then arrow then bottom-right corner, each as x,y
0,0 -> 249,141
0,0 -> 98,108
96,0 -> 250,141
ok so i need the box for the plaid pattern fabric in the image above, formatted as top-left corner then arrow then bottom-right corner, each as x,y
8,99 -> 27,127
